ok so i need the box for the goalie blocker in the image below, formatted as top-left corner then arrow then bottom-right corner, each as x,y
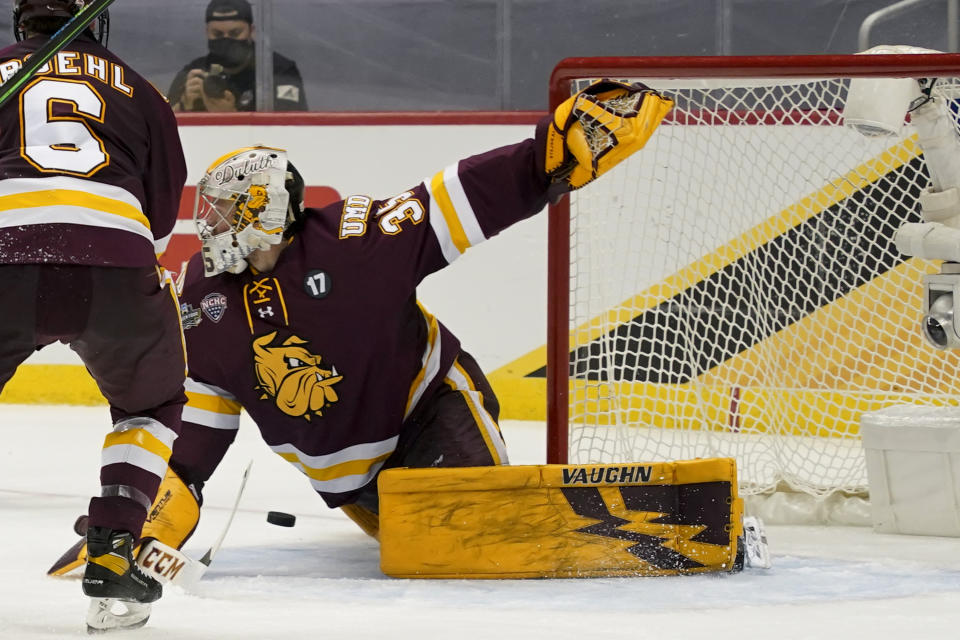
379,458 -> 747,578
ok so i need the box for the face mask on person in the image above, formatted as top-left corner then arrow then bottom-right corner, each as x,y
208,37 -> 253,68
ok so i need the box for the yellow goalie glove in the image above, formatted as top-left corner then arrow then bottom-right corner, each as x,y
544,79 -> 673,193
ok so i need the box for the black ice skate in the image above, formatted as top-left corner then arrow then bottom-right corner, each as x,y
83,527 -> 161,634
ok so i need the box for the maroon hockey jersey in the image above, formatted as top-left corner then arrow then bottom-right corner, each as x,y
0,34 -> 186,266
173,137 -> 549,507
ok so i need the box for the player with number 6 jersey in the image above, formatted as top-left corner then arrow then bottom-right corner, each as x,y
0,0 -> 188,632
0,6 -> 185,266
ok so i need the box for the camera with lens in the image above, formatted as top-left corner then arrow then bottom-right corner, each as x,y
203,64 -> 230,99
920,263 -> 960,350
896,222 -> 960,350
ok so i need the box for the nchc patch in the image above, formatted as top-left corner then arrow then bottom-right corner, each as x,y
200,292 -> 228,323
378,458 -> 743,578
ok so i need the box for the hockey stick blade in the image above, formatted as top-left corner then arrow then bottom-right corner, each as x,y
0,0 -> 116,110
199,459 -> 252,567
137,460 -> 253,590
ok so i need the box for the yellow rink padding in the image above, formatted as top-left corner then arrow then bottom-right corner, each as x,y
378,459 -> 742,579
1,364 -> 104,405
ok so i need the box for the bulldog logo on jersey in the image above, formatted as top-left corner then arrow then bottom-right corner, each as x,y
252,331 -> 343,420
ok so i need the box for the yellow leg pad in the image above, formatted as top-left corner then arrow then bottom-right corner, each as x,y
47,467 -> 199,577
378,458 -> 743,579
142,467 -> 201,549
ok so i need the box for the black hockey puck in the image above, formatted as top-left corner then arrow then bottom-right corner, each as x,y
266,511 -> 296,527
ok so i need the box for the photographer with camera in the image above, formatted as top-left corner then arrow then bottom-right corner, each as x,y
167,0 -> 307,112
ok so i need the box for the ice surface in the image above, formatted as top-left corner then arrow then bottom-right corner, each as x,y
1,405 -> 958,639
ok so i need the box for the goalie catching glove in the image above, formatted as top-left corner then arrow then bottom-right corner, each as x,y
542,79 -> 673,198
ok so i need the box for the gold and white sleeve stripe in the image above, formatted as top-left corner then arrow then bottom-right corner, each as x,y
444,359 -> 509,465
0,176 -> 154,244
271,436 -> 399,494
182,377 -> 242,430
424,163 -> 487,264
102,418 -> 178,479
404,302 -> 443,420
154,227 -> 174,255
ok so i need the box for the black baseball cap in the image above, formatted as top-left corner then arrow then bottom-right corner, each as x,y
206,0 -> 253,24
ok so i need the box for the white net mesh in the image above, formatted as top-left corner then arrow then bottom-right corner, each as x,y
563,70 -> 960,497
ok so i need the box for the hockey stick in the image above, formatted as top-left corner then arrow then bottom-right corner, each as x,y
199,459 -> 253,568
0,0 -> 116,110
138,460 -> 253,588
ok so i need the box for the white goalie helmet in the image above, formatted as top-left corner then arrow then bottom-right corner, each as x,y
194,146 -> 292,276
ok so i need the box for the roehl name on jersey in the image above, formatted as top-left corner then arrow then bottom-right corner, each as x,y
562,465 -> 654,485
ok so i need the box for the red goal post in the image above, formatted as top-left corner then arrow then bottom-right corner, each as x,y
546,54 -> 960,502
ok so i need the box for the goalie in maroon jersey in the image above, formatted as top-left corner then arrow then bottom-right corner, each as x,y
1,0 -> 188,632
51,80 -> 673,569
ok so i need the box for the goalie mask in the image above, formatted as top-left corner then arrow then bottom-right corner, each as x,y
194,145 -> 303,277
13,0 -> 110,44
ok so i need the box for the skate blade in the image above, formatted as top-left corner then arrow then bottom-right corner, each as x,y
86,598 -> 151,634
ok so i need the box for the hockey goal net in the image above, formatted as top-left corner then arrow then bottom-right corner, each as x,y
546,54 -> 960,506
